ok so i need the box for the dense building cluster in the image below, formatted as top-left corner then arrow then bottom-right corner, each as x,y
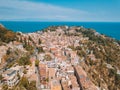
0,25 -> 120,90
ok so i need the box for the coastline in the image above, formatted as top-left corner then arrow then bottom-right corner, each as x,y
0,21 -> 120,40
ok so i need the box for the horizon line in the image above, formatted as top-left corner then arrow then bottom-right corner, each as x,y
0,20 -> 120,23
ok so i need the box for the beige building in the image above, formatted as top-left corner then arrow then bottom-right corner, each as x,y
74,65 -> 97,90
51,79 -> 62,90
2,69 -> 19,87
49,68 -> 56,81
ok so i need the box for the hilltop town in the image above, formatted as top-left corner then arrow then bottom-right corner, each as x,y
0,24 -> 120,90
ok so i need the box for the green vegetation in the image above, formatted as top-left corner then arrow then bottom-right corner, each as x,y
28,36 -> 33,42
77,28 -> 114,46
0,26 -> 17,43
44,54 -> 52,61
18,56 -> 31,66
6,48 -> 11,55
77,50 -> 86,57
108,69 -> 116,77
19,77 -> 29,89
23,38 -> 34,52
68,45 -> 75,51
35,60 -> 39,66
0,25 -> 120,89
6,61 -> 15,68
38,38 -> 42,44
23,69 -> 27,74
43,26 -> 58,32
19,77 -> 37,90
117,40 -> 120,45
115,74 -> 120,87
2,84 -> 8,90
17,72 -> 20,80
70,27 -> 120,89
0,74 -> 3,81
37,47 -> 44,53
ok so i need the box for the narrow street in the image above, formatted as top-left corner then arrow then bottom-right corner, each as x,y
36,66 -> 41,90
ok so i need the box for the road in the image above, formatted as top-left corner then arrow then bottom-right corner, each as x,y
36,66 -> 41,90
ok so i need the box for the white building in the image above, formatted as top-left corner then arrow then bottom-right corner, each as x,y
2,69 -> 19,87
10,65 -> 24,77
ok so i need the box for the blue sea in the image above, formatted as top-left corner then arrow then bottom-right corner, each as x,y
0,21 -> 120,40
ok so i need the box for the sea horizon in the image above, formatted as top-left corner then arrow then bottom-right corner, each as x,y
0,0 -> 120,89
0,21 -> 120,40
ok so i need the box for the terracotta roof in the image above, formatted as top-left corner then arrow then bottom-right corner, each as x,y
74,65 -> 97,90
13,41 -> 22,45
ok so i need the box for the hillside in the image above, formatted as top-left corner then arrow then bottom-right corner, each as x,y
75,27 -> 120,89
0,25 -> 120,90
0,24 -> 17,44
43,26 -> 120,90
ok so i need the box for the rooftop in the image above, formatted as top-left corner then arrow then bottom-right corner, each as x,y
3,69 -> 16,76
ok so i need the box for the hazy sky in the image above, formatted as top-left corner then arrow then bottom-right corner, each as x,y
0,0 -> 120,21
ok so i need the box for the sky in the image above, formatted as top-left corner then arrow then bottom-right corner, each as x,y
0,0 -> 120,22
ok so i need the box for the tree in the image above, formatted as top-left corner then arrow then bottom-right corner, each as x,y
115,74 -> 120,85
35,60 -> 39,67
28,81 -> 37,90
6,48 -> 11,55
44,54 -> 52,61
23,69 -> 27,74
0,26 -> 16,43
28,36 -> 33,42
19,77 -> 37,90
37,47 -> 44,53
0,74 -> 3,81
20,77 -> 29,89
23,38 -> 34,52
17,72 -> 20,80
38,38 -> 42,44
18,56 -> 31,66
68,45 -> 75,51
2,84 -> 8,90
